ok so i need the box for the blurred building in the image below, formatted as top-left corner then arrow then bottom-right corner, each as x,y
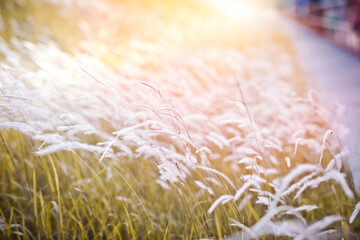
291,0 -> 360,54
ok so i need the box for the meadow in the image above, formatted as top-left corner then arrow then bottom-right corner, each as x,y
0,0 -> 359,239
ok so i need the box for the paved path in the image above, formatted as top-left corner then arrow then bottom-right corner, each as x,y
284,19 -> 360,190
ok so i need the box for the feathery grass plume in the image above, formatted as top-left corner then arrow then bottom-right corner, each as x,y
349,202 -> 360,224
293,169 -> 354,201
273,164 -> 323,198
229,219 -> 306,240
233,180 -> 261,201
194,180 -> 215,196
0,122 -> 39,135
281,171 -> 319,197
294,215 -> 343,240
291,204 -> 319,211
35,141 -> 108,156
196,165 -> 236,190
98,132 -> 122,162
227,206 -> 307,239
208,195 -> 234,215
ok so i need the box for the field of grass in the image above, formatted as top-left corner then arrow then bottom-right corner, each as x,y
0,0 -> 359,239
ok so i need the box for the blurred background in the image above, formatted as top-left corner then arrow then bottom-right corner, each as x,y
211,0 -> 360,186
280,0 -> 360,54
0,0 -> 359,183
278,0 -> 360,186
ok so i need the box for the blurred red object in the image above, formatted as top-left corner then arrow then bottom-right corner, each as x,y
293,0 -> 360,55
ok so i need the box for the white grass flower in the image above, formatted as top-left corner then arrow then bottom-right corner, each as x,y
349,202 -> 360,224
294,215 -> 342,240
208,195 -> 234,214
194,180 -> 214,196
196,166 -> 236,190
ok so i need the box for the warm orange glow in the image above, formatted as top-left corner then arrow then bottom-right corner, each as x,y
206,0 -> 262,20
